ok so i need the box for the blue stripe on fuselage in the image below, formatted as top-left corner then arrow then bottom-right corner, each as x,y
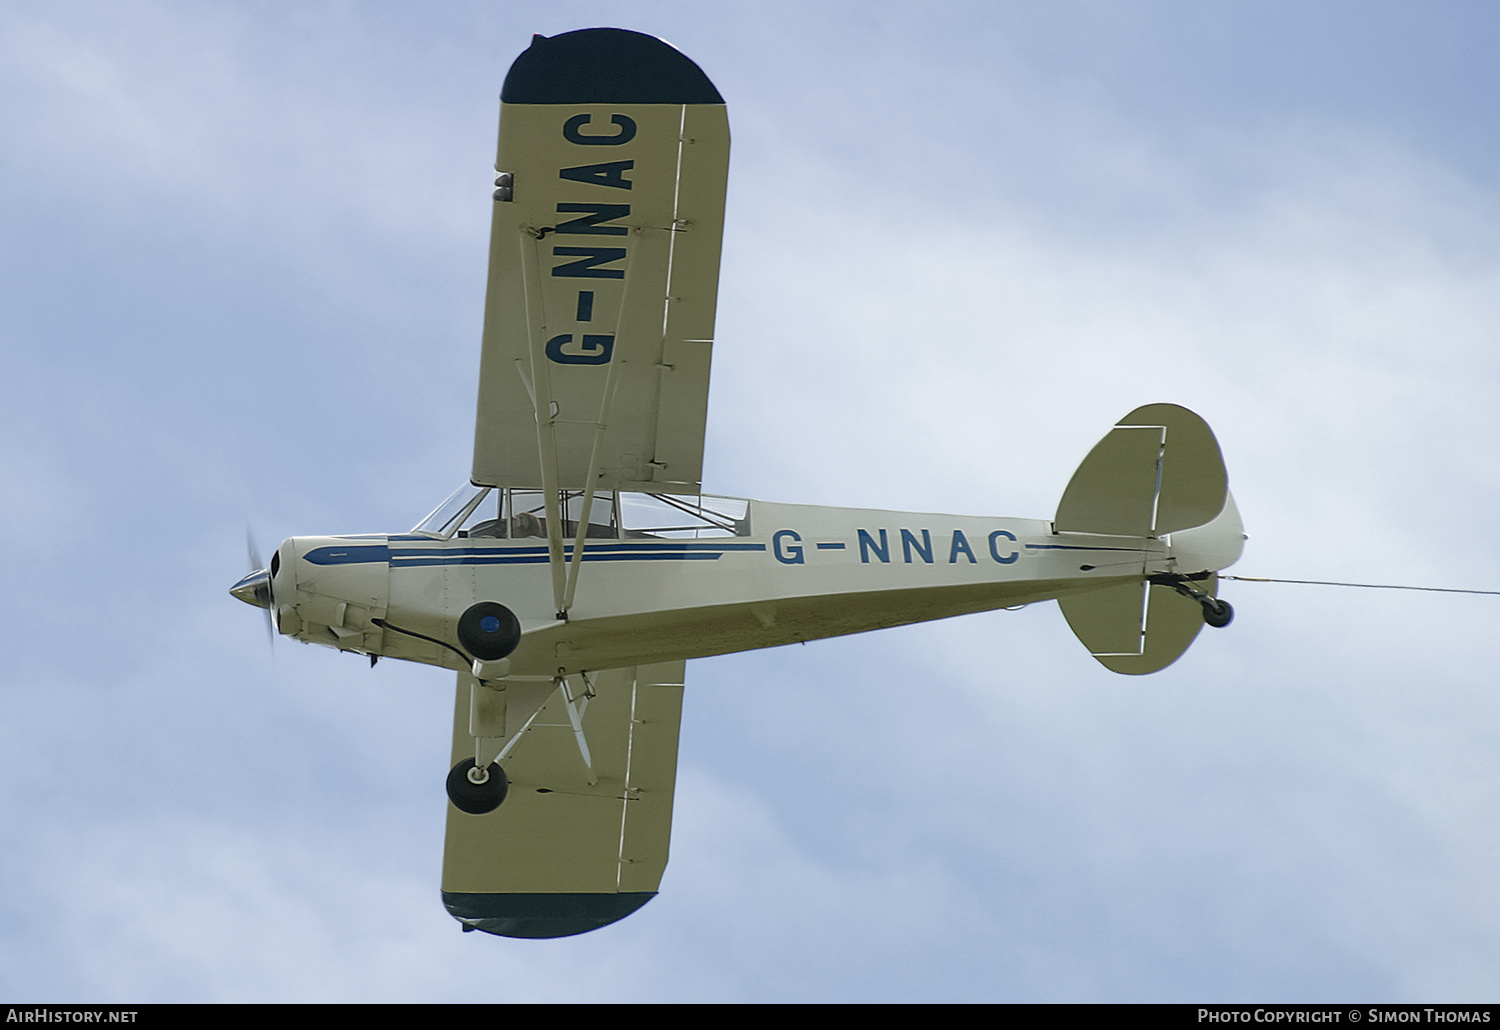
302,541 -> 766,567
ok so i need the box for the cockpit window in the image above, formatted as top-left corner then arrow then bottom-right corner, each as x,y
619,493 -> 749,538
491,490 -> 618,539
415,486 -> 752,540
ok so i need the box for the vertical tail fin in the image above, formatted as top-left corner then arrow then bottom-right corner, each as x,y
1054,404 -> 1242,674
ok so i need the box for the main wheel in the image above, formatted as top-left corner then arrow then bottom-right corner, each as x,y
1201,598 -> 1234,628
446,757 -> 509,814
457,601 -> 522,661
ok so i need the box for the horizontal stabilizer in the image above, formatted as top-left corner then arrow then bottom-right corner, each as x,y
1056,403 -> 1227,537
1058,575 -> 1216,675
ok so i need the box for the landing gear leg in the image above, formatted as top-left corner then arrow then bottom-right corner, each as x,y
446,757 -> 509,815
1148,573 -> 1234,628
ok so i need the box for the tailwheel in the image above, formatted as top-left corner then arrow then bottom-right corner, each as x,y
1201,598 -> 1234,628
446,757 -> 509,815
1148,573 -> 1234,629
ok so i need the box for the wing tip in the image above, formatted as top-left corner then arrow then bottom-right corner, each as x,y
502,27 -> 724,105
443,890 -> 656,938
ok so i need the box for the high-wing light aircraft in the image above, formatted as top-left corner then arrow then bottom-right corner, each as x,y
231,28 -> 1245,939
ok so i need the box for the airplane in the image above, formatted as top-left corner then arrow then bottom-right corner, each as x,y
230,27 -> 1245,940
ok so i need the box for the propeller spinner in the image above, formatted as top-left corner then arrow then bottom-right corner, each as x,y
231,530 -> 276,646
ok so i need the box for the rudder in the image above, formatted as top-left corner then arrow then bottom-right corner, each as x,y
1054,404 -> 1241,674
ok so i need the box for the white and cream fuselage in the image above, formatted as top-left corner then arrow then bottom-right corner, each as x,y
271,490 -> 1231,679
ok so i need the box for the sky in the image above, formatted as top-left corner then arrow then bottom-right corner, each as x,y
3,0 -> 1500,1003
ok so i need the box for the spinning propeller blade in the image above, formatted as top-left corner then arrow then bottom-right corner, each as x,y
231,527 -> 275,649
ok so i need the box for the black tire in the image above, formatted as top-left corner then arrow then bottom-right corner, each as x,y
1202,598 -> 1234,628
447,758 -> 509,814
457,602 -> 522,660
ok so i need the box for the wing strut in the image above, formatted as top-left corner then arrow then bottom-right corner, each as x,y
518,229 -> 639,619
518,230 -> 569,617
560,673 -> 597,784
561,266 -> 638,614
468,671 -> 598,781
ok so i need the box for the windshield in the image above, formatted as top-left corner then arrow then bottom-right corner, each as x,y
412,483 -> 490,537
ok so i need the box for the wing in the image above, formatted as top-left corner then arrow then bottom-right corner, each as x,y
440,661 -> 687,938
471,29 -> 730,496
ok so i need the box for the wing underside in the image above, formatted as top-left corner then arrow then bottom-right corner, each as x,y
470,30 -> 730,496
440,661 -> 687,938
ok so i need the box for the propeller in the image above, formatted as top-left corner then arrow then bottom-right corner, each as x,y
230,527 -> 276,650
